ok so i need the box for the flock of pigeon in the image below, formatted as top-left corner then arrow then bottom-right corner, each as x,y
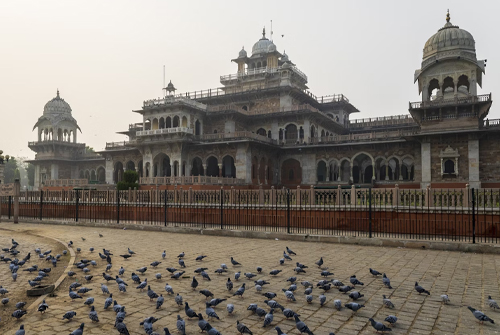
0,236 -> 499,334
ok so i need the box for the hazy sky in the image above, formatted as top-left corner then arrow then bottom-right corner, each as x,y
1,0 -> 497,160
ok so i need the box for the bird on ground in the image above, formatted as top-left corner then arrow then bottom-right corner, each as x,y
306,294 -> 313,303
162,250 -> 166,259
441,294 -> 450,304
315,257 -> 323,268
12,309 -> 27,320
319,294 -> 326,306
385,315 -> 398,325
78,287 -> 92,294
349,291 -> 364,301
184,302 -> 198,318
179,259 -> 186,268
270,269 -> 282,276
226,278 -> 233,291
350,275 -> 364,286
69,289 -> 83,301
237,321 -> 253,334
206,302 -> 220,320
382,273 -> 392,289
468,306 -> 495,324
113,301 -> 122,313
37,299 -> 49,314
136,267 -> 147,274
119,267 -> 125,276
264,292 -> 277,299
63,311 -> 77,321
345,302 -> 365,313
127,248 -> 135,255
120,254 -> 132,260
369,318 -> 392,333
338,285 -> 354,294
234,283 -> 246,298
84,297 -> 94,306
131,273 -> 140,283
294,315 -> 314,335
231,257 -> 241,266
177,252 -> 185,258
171,271 -> 185,280
488,296 -> 499,309
383,295 -> 395,308
147,285 -> 159,301
294,267 -> 306,274
227,303 -> 234,314
370,268 -> 382,276
165,283 -> 174,295
196,255 -> 207,261
199,289 -> 214,299
334,299 -> 342,311
101,283 -> 110,294
69,323 -> 85,335
115,322 -> 130,335
177,315 -> 186,335
166,267 -> 177,274
414,282 -> 430,295
283,290 -> 296,302
15,302 -> 26,310
208,298 -> 227,307
197,313 -> 210,332
286,246 -> 297,255
235,272 -> 241,280
275,326 -> 287,335
206,324 -> 222,335
175,293 -> 183,306
136,279 -> 148,291
191,276 -> 198,290
88,306 -> 99,322
263,308 -> 274,327
321,270 -> 334,277
151,261 -> 161,268
283,252 -> 292,261
104,294 -> 113,309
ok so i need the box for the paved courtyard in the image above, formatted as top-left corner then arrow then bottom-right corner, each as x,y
0,222 -> 500,335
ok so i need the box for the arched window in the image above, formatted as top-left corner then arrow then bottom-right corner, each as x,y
285,124 -> 297,141
242,105 -> 248,111
159,117 -> 165,129
444,160 -> 455,174
166,117 -> 172,128
256,128 -> 266,136
195,120 -> 201,135
173,116 -> 180,127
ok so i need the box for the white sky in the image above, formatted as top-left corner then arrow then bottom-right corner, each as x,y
0,0 -> 497,160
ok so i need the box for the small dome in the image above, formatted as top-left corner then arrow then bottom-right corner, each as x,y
251,28 -> 275,55
423,12 -> 476,60
238,47 -> 247,58
267,43 -> 276,52
281,51 -> 290,62
43,90 -> 72,115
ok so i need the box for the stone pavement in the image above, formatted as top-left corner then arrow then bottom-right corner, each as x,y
1,222 -> 500,335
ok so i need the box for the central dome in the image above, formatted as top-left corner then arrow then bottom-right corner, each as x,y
43,90 -> 72,115
251,28 -> 275,55
423,13 -> 475,60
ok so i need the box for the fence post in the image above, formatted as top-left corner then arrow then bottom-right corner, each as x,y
259,185 -> 264,205
8,196 -> 12,219
463,184 -> 469,207
220,188 -> 224,230
369,187 -> 372,238
13,179 -> 20,224
39,190 -> 43,221
117,190 -> 120,224
287,188 -> 291,234
164,189 -> 167,227
309,185 -> 315,206
75,190 -> 79,222
471,188 -> 476,244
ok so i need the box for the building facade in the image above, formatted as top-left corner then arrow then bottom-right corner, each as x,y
29,14 -> 498,190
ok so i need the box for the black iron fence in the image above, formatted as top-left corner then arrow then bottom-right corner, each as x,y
1,186 -> 499,243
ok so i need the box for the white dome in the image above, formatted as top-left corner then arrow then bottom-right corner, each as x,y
43,90 -> 72,115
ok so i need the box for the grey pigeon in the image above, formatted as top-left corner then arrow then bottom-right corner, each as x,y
349,291 -> 364,301
284,290 -> 296,301
175,293 -> 183,306
15,325 -> 25,335
226,278 -> 233,291
334,299 -> 342,310
84,297 -> 94,306
162,250 -> 166,259
370,268 -> 382,276
382,273 -> 392,289
319,294 -> 326,306
468,306 -> 494,324
185,302 -> 197,318
156,294 -> 164,309
231,257 -> 241,266
88,305 -> 99,322
165,283 -> 174,295
237,320 -> 253,334
227,303 -> 234,314
280,306 -> 299,319
147,285 -> 158,301
178,259 -> 185,268
264,292 -> 277,299
199,289 -> 214,299
235,271 -> 241,280
101,283 -> 110,294
349,275 -> 363,286
69,323 -> 85,335
104,294 -> 113,309
294,315 -> 314,335
382,295 -> 394,308
414,282 -> 430,295
12,309 -> 27,319
206,302 -> 220,320
385,315 -> 398,325
176,315 -> 186,335
265,300 -> 284,309
488,296 -> 498,309
338,285 -> 354,294
247,303 -> 258,312
69,289 -> 82,301
275,326 -> 287,335
345,302 -> 365,312
369,318 -> 392,332
208,298 -> 227,307
315,257 -> 323,268
116,321 -> 130,335
197,313 -> 209,332
263,308 -> 274,327
206,324 -> 221,335
441,294 -> 450,304
233,283 -> 246,297
118,283 -> 127,293
286,246 -> 297,255
15,301 -> 26,310
191,276 -> 198,290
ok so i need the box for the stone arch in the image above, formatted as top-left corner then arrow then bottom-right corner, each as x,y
57,128 -> 63,141
328,158 -> 340,182
97,166 -> 105,182
284,123 -> 298,141
166,116 -> 172,128
181,116 -> 188,127
152,118 -> 159,130
114,162 -> 124,183
173,115 -> 180,127
159,117 -> 165,129
84,170 -> 90,180
267,130 -> 272,138
256,128 -> 266,137
191,157 -> 204,176
352,152 -> 374,184
195,120 -> 201,135
222,155 -> 236,178
401,155 -> 414,181
90,169 -> 97,181
206,156 -> 219,177
428,78 -> 440,100
281,158 -> 302,186
153,153 -> 171,177
144,119 -> 151,130
251,156 -> 258,183
173,161 -> 179,177
442,76 -> 454,94
457,74 -> 470,93
126,160 -> 135,171
316,160 -> 327,182
310,125 -> 316,139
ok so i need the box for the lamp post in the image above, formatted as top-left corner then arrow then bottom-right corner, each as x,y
0,150 -> 10,184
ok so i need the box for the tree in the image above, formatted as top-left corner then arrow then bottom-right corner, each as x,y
117,170 -> 139,190
26,163 -> 35,186
3,156 -> 17,183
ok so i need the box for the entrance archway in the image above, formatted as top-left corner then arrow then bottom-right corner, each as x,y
281,158 -> 302,186
222,155 -> 236,178
317,161 -> 327,182
114,162 -> 124,183
206,157 -> 219,177
191,157 -> 204,176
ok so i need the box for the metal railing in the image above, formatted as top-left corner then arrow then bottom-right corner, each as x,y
220,65 -> 308,82
409,93 -> 492,109
2,186 -> 499,243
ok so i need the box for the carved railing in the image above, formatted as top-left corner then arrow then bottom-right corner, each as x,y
350,114 -> 417,128
196,131 -> 277,145
140,176 -> 246,186
45,179 -> 88,187
410,93 -> 492,109
220,65 -> 308,82
137,127 -> 193,136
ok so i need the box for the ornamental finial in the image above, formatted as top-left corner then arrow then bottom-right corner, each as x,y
57,89 -> 60,98
446,9 -> 450,22
262,27 -> 266,38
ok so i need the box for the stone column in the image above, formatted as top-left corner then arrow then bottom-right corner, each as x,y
51,164 -> 59,180
34,165 -> 40,190
421,141 -> 431,188
326,164 -> 330,182
264,165 -> 268,184
105,159 -> 114,184
468,137 -> 480,188
399,163 -> 403,181
218,164 -> 222,177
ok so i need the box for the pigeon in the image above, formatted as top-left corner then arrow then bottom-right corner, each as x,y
315,257 -> 323,268
175,293 -> 183,306
319,294 -> 326,306
468,306 -> 495,324
206,324 -> 222,335
286,247 -> 297,255
349,275 -> 363,286
177,252 -> 185,258
127,248 -> 135,255
383,295 -> 395,308
306,294 -> 313,303
12,309 -> 27,319
140,316 -> 156,334
231,257 -> 241,266
116,322 -> 130,335
237,320 -> 253,334
118,267 -> 125,276
283,252 -> 292,261
37,299 -> 49,313
88,306 -> 99,322
177,315 -> 186,335
488,296 -> 499,309
226,278 -> 233,291
320,270 -> 334,277
385,315 -> 398,325
208,298 -> 227,307
349,291 -> 364,301
84,297 -> 94,306
70,282 -> 82,290
369,318 -> 392,333
195,267 -> 209,274
136,267 -> 147,274
257,266 -> 263,273
270,269 -> 282,276
185,302 -> 197,318
104,294 -> 113,309
165,283 -> 174,295
283,290 -> 296,301
281,306 -> 299,319
255,279 -> 270,286
102,273 -> 113,281
201,271 -> 211,281
147,285 -> 159,301
2,298 -> 9,305
338,285 -> 354,294
199,289 -> 214,299
191,276 -> 199,290
166,267 -> 177,274
69,289 -> 83,301
234,283 -> 246,297
15,301 -> 27,310
294,267 -> 306,274
255,307 -> 267,318
206,302 -> 220,320
441,294 -> 450,304
263,308 -> 274,327
171,271 -> 186,280
137,279 -> 148,291
197,313 -> 210,332
78,287 -> 92,294
247,304 -> 258,312
179,259 -> 186,268
334,299 -> 342,310
345,302 -> 365,313
113,301 -> 122,313
279,258 -> 285,265
214,268 -> 226,275
162,250 -> 166,259
131,273 -> 141,283
196,255 -> 207,261
69,323 -> 85,335
120,254 -> 132,260
227,303 -> 234,314
235,271 -> 241,280
244,272 -> 256,279
118,283 -> 127,293
264,292 -> 277,299
63,311 -> 77,321
382,273 -> 393,289
275,326 -> 287,335
151,261 -> 161,268
101,284 -> 110,294
414,282 -> 430,295
294,315 -> 314,335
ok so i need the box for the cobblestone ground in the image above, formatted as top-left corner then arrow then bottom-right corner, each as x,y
1,222 -> 500,335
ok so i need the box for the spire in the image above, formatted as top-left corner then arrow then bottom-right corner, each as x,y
446,9 -> 450,22
262,27 -> 266,39
56,89 -> 60,98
